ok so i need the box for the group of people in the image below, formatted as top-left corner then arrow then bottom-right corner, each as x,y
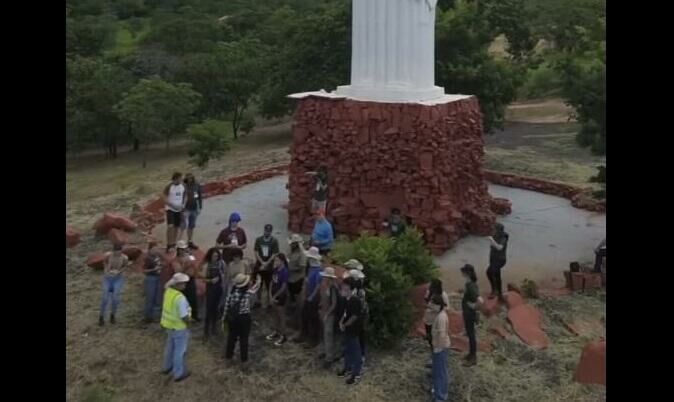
95,169 -> 514,400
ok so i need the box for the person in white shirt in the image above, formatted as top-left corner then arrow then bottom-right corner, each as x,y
164,172 -> 186,250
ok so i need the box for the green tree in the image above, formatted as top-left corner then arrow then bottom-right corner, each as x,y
187,120 -> 232,168
115,77 -> 201,167
143,12 -> 231,55
66,14 -> 116,56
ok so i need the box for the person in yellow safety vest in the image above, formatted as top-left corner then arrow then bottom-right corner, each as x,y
161,273 -> 192,382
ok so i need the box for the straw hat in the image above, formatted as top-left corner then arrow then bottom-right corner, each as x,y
349,269 -> 365,280
165,273 -> 189,289
176,240 -> 189,250
304,246 -> 322,261
288,234 -> 304,245
234,273 -> 251,288
320,267 -> 337,279
343,259 -> 364,271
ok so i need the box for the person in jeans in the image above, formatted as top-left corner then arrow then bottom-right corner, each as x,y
266,254 -> 290,346
319,267 -> 340,368
306,166 -> 328,214
593,238 -> 606,273
295,247 -> 323,347
199,248 -> 225,341
486,223 -> 509,302
287,234 -> 306,306
423,279 -> 449,367
216,212 -> 247,264
99,244 -> 129,326
461,264 -> 481,367
430,294 -> 451,402
311,212 -> 334,255
161,273 -> 192,382
174,241 -> 199,322
223,273 -> 261,370
143,243 -> 163,323
164,172 -> 186,250
337,277 -> 364,385
253,224 -> 280,309
382,207 -> 407,238
180,173 -> 203,249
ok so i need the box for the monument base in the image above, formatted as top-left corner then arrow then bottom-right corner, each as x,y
287,93 -> 500,255
334,85 -> 446,103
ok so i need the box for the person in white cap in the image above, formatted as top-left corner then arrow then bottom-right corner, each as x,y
223,273 -> 261,369
161,273 -> 192,382
294,247 -> 323,347
347,268 -> 369,367
319,267 -> 340,368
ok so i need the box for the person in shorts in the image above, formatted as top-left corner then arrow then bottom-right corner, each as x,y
180,173 -> 203,249
253,224 -> 280,308
164,172 -> 186,250
266,254 -> 290,346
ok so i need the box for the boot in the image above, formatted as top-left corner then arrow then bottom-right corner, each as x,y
98,316 -> 105,327
110,314 -> 116,324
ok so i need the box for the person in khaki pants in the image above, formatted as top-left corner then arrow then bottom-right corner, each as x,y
319,267 -> 340,368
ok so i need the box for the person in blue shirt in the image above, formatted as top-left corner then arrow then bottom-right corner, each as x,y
294,247 -> 323,347
311,213 -> 334,255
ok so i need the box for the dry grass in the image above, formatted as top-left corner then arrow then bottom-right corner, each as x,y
67,100 -> 606,401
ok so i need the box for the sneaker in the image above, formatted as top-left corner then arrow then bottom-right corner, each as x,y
161,368 -> 173,375
266,332 -> 279,341
337,368 -> 351,378
346,375 -> 361,385
110,314 -> 116,324
274,335 -> 287,346
174,372 -> 191,382
98,316 -> 104,327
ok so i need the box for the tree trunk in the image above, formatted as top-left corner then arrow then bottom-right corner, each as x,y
232,106 -> 241,140
133,138 -> 139,151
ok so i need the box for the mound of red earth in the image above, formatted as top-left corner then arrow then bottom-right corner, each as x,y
93,213 -> 138,235
86,253 -> 109,270
66,226 -> 80,248
574,340 -> 606,386
505,290 -> 550,350
107,228 -> 129,246
287,96 -> 508,255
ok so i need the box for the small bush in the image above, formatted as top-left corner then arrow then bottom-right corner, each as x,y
389,229 -> 439,285
519,62 -> 562,99
521,278 -> 539,299
187,119 -> 232,168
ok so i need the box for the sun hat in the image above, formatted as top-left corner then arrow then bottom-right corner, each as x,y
349,269 -> 365,280
165,272 -> 190,289
288,234 -> 304,245
176,240 -> 189,250
343,259 -> 364,271
320,267 -> 337,279
304,246 -> 322,261
234,273 -> 251,288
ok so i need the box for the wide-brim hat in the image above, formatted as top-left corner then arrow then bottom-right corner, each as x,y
349,269 -> 365,280
320,267 -> 337,279
288,234 -> 304,245
234,273 -> 251,288
343,259 -> 364,271
165,272 -> 190,289
176,240 -> 189,250
304,246 -> 322,261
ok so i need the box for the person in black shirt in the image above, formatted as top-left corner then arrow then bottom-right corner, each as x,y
181,173 -> 203,249
142,243 -> 163,323
486,223 -> 509,302
306,166 -> 328,214
593,238 -> 606,273
382,208 -> 407,238
461,264 -> 482,367
337,277 -> 363,385
198,248 -> 225,340
253,224 -> 280,308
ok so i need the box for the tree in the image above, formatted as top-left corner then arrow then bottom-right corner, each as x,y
187,120 -> 232,168
115,77 -> 201,167
142,12 -> 232,55
66,14 -> 116,56
177,39 -> 265,138
436,1 -> 525,132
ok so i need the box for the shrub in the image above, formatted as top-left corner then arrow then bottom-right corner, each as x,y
389,229 -> 439,285
520,278 -> 539,298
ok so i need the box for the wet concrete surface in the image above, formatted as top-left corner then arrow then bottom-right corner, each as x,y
153,175 -> 605,291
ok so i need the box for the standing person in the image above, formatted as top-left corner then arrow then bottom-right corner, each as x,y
223,273 -> 261,370
143,243 -> 163,323
319,267 -> 340,368
306,166 -> 328,214
99,244 -> 129,326
382,208 -> 407,238
216,212 -> 247,264
164,172 -> 186,249
287,234 -> 307,306
423,279 -> 450,367
253,224 -> 280,309
486,223 -> 509,302
461,264 -> 481,367
337,277 -> 364,385
266,254 -> 290,346
350,269 -> 369,367
175,241 -> 199,322
160,273 -> 192,382
311,212 -> 334,256
181,173 -> 203,249
295,247 -> 323,347
199,248 -> 225,340
430,294 -> 451,402
593,238 -> 606,273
